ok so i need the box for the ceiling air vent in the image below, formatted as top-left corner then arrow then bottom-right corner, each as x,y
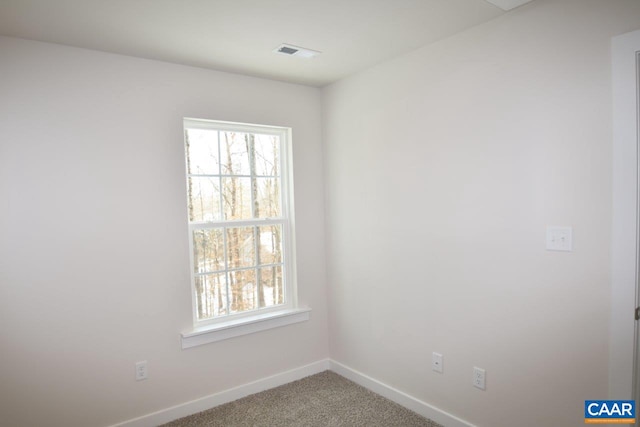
273,43 -> 321,59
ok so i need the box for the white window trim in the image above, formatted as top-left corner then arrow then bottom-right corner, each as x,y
181,307 -> 311,349
181,118 -> 308,348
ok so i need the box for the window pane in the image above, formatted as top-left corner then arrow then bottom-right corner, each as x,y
226,226 -> 255,269
229,268 -> 257,313
259,266 -> 283,307
255,177 -> 281,218
185,128 -> 219,175
222,177 -> 252,220
220,132 -> 250,175
184,119 -> 292,324
193,228 -> 224,273
254,134 -> 280,177
258,224 -> 282,265
195,273 -> 228,320
188,177 -> 221,222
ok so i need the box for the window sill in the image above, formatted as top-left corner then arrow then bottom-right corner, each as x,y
181,307 -> 311,349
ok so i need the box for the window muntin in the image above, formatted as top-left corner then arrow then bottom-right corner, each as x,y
184,119 -> 293,325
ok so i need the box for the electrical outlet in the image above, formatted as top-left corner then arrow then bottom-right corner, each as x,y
473,367 -> 485,390
432,352 -> 443,373
135,361 -> 148,381
546,226 -> 573,251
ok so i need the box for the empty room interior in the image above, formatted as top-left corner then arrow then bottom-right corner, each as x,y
2,0 -> 640,426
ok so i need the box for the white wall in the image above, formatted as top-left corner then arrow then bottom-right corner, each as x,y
322,0 -> 640,426
4,1 -> 640,426
0,36 -> 328,427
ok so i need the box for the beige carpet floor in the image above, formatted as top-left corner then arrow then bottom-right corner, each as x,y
160,371 -> 443,427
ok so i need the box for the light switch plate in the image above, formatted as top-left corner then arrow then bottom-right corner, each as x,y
432,352 -> 443,373
546,226 -> 572,252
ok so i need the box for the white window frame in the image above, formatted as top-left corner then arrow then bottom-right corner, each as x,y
180,118 -> 309,348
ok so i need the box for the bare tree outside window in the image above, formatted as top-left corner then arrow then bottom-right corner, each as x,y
184,120 -> 289,323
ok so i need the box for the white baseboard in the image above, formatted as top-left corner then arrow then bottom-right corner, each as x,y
329,360 -> 475,427
109,359 -> 330,427
110,358 -> 473,427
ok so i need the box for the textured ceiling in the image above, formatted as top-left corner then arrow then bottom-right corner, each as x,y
0,0 -> 515,86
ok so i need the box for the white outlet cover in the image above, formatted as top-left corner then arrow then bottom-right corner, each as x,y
546,226 -> 573,252
135,361 -> 148,381
473,367 -> 486,390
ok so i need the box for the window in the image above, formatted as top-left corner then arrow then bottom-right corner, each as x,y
183,119 -> 299,331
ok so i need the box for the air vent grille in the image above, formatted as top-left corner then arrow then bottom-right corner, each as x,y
273,44 -> 321,59
278,46 -> 299,55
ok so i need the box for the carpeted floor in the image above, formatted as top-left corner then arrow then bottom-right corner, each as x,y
160,371 -> 443,427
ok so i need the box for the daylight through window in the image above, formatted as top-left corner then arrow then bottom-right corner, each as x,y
183,119 -> 294,325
